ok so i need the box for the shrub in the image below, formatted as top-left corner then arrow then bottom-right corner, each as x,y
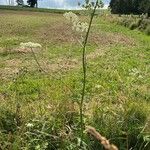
139,19 -> 150,30
109,14 -> 150,35
129,22 -> 138,30
123,20 -> 130,27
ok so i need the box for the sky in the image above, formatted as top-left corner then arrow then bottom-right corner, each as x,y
0,0 -> 110,9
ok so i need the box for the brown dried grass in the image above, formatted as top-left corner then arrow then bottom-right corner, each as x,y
86,126 -> 118,150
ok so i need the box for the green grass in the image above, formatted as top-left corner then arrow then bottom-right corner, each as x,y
0,5 -> 79,14
0,10 -> 150,150
0,5 -> 106,15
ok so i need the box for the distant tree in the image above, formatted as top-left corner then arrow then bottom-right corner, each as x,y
16,0 -> 24,6
130,0 -> 140,13
139,0 -> 150,16
110,0 -> 150,15
109,0 -> 122,14
27,0 -> 38,8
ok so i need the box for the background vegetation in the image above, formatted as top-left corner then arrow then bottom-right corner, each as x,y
110,0 -> 150,16
102,13 -> 150,35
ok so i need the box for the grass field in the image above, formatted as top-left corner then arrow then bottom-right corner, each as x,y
0,9 -> 150,150
0,5 -> 70,13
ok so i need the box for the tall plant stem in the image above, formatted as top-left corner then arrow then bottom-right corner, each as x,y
30,48 -> 46,73
80,0 -> 99,143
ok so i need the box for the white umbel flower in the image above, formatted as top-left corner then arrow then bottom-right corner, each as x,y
64,12 -> 89,33
20,42 -> 42,49
63,11 -> 79,23
73,22 -> 88,32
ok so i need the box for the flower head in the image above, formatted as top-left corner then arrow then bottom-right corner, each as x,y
64,12 -> 89,33
63,11 -> 79,23
20,42 -> 42,49
73,22 -> 88,32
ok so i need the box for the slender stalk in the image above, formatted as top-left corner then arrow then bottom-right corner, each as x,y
30,47 -> 75,96
30,48 -> 46,73
80,0 -> 99,143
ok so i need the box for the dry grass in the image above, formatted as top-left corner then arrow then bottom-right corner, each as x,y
86,126 -> 118,150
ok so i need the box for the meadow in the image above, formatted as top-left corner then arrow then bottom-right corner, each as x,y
0,9 -> 150,150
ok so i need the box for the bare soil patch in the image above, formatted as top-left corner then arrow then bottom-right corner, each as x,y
35,22 -> 80,44
43,48 -> 106,72
0,47 -> 106,79
89,32 -> 136,46
36,21 -> 136,47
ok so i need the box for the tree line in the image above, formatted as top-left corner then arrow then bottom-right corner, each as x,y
110,0 -> 150,16
16,0 -> 37,8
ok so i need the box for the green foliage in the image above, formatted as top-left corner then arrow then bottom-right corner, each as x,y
110,14 -> 150,34
16,0 -> 24,6
24,119 -> 60,149
145,25 -> 150,35
27,0 -> 37,8
110,0 -> 150,15
139,0 -> 150,15
90,102 -> 149,149
129,22 -> 138,30
0,108 -> 17,133
82,0 -> 104,9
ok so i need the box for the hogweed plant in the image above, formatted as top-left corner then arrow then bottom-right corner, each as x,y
64,0 -> 103,145
20,42 -> 45,72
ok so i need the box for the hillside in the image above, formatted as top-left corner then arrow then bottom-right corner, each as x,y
0,9 -> 150,149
